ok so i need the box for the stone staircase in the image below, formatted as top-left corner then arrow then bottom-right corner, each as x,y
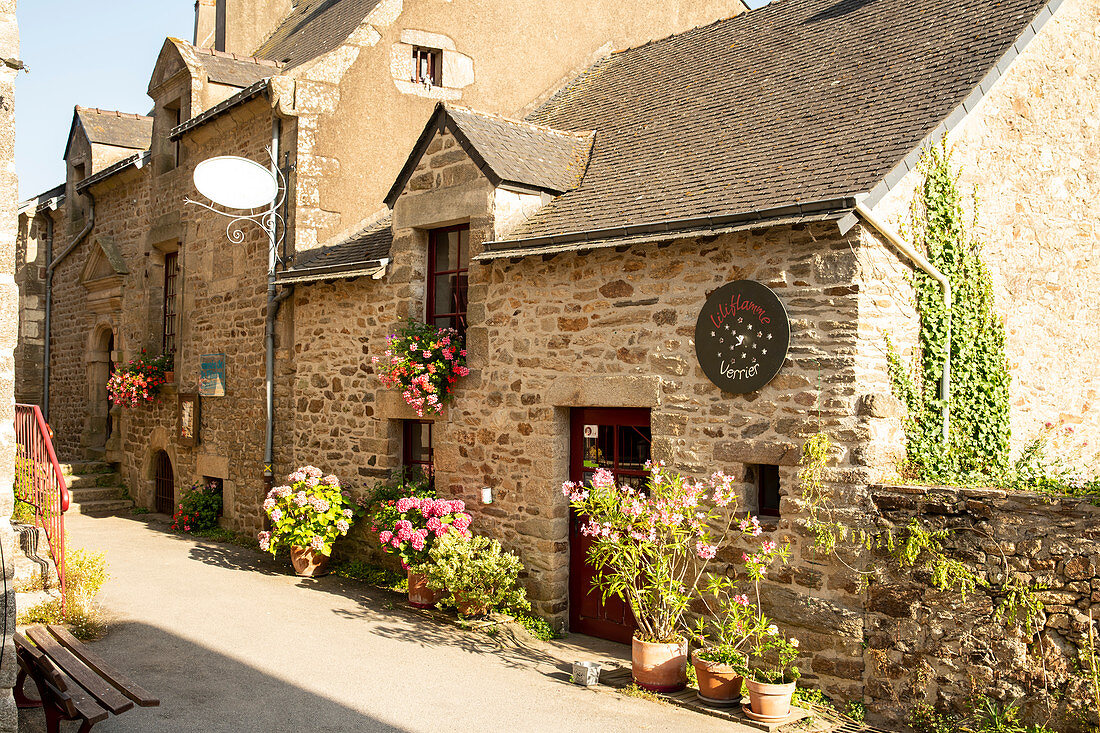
59,460 -> 134,516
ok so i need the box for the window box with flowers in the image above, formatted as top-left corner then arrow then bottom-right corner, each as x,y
371,319 -> 469,417
106,351 -> 173,408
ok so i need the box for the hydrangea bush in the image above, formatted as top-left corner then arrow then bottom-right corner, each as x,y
106,351 -> 172,407
258,466 -> 360,556
371,319 -> 469,417
562,462 -> 741,644
373,495 -> 472,568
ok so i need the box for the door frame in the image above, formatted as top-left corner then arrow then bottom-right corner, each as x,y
568,407 -> 650,643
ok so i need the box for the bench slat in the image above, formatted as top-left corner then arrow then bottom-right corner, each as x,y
25,627 -> 135,715
15,636 -> 109,724
47,625 -> 159,707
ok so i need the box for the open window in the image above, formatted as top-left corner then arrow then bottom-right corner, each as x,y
412,46 -> 442,87
403,420 -> 434,489
756,464 -> 781,518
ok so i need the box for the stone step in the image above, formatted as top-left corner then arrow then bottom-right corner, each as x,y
68,498 -> 134,517
57,460 -> 113,476
68,485 -> 125,503
64,472 -> 121,489
84,447 -> 106,461
16,588 -> 62,618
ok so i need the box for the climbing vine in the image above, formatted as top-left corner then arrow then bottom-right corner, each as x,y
887,143 -> 1012,482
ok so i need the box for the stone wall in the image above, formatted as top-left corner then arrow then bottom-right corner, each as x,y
13,209 -> 46,406
864,484 -> 1100,730
0,0 -> 19,729
873,0 -> 1100,456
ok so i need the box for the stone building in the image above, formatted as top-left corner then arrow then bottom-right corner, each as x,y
14,0 -> 1100,726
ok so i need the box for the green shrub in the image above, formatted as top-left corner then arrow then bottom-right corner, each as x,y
421,532 -> 529,616
510,611 -> 561,641
846,700 -> 867,723
12,498 -> 34,524
19,546 -> 109,641
171,480 -> 223,532
909,703 -> 957,733
331,560 -> 406,592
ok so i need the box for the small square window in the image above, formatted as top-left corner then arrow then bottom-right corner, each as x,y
412,46 -> 442,87
756,464 -> 781,517
403,420 -> 434,489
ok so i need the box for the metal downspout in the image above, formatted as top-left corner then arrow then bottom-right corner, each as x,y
44,192 -> 95,424
854,200 -> 952,442
264,116 -> 281,487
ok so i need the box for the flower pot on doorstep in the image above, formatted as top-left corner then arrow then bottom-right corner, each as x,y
743,678 -> 797,722
631,636 -> 688,692
691,649 -> 744,706
454,592 -> 489,618
407,569 -> 443,609
290,546 -> 330,577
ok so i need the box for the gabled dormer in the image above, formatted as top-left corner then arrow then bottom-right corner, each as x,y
148,37 -> 281,175
63,107 -> 152,220
79,235 -> 129,314
385,104 -> 594,241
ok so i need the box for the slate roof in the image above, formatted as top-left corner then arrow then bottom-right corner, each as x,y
73,108 -> 153,151
494,0 -> 1054,246
276,215 -> 393,284
385,105 -> 594,206
195,47 -> 281,87
254,0 -> 384,69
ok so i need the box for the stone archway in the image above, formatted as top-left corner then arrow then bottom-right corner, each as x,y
82,321 -> 116,458
141,426 -> 177,512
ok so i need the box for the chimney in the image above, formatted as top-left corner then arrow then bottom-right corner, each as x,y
193,0 -> 222,50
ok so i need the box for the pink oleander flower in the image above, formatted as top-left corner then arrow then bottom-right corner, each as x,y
733,594 -> 750,607
695,541 -> 718,560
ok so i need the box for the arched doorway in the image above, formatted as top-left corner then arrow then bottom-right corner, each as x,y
83,323 -> 115,455
154,451 -> 174,515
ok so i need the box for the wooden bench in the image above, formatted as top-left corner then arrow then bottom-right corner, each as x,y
14,625 -> 159,732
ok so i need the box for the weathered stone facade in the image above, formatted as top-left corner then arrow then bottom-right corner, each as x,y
873,0 -> 1100,455
0,0 -> 19,730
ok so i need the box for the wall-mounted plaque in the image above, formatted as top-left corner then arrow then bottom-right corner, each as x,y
178,392 -> 200,447
694,280 -> 791,394
199,354 -> 226,397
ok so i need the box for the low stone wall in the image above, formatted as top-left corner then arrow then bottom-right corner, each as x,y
863,484 -> 1100,730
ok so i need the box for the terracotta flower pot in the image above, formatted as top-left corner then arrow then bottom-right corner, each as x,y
454,592 -> 489,618
290,546 -> 330,577
407,570 -> 444,609
743,678 -> 796,722
631,636 -> 688,692
691,649 -> 744,706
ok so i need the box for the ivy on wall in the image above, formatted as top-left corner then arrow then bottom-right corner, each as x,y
887,144 -> 1012,482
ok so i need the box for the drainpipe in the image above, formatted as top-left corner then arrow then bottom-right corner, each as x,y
854,199 -> 951,442
44,192 -> 95,424
264,116 -> 281,489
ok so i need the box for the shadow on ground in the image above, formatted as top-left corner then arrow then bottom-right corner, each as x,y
17,621 -> 408,733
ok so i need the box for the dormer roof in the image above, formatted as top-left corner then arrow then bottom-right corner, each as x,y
63,107 -> 153,161
254,0 -> 386,69
385,104 -> 594,207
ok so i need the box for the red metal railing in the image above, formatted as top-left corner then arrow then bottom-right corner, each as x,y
14,404 -> 69,610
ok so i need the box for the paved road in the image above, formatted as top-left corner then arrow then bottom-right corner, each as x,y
19,513 -> 749,732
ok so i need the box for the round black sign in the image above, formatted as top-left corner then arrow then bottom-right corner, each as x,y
694,280 -> 790,394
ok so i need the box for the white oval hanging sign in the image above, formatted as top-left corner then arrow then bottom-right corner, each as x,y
694,280 -> 791,394
193,156 -> 278,210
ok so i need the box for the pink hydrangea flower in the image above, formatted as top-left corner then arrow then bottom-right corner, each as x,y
309,535 -> 325,551
378,530 -> 393,545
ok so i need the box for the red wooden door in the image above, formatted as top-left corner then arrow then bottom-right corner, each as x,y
569,408 -> 651,643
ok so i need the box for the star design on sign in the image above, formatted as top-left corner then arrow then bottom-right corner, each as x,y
725,324 -> 731,331
767,333 -> 772,340
747,324 -> 753,331
710,331 -> 716,337
719,338 -> 725,344
741,353 -> 747,359
737,318 -> 743,324
762,348 -> 768,354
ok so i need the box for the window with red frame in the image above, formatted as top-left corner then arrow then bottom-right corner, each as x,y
427,225 -> 469,339
403,420 -> 434,488
163,251 -> 179,364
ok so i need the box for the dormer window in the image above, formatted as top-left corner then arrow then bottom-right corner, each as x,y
412,46 -> 441,87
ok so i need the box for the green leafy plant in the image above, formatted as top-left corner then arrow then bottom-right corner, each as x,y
886,143 -> 1011,483
331,560 -> 407,592
421,532 -> 530,617
371,319 -> 469,417
845,700 -> 867,723
745,624 -> 800,684
910,703 -> 958,733
509,611 -> 561,641
171,480 -> 223,533
19,546 -> 109,641
258,466 -> 360,556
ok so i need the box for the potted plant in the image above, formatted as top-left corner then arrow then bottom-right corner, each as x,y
258,466 -> 359,577
371,319 -> 469,417
743,625 -> 801,722
689,524 -> 792,706
373,495 -> 472,607
421,532 -> 530,618
563,462 -> 740,692
106,350 -> 173,407
171,480 -> 223,533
